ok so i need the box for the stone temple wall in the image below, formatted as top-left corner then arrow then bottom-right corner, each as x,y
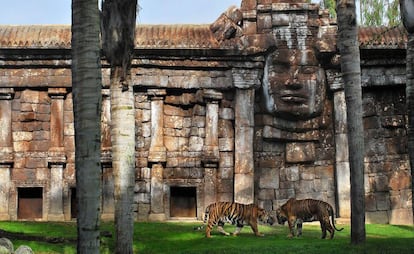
0,0 -> 412,224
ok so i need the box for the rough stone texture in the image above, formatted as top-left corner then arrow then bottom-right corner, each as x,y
0,238 -> 13,254
0,0 -> 411,224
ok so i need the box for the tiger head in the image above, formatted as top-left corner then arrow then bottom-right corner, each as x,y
258,208 -> 275,225
276,207 -> 288,225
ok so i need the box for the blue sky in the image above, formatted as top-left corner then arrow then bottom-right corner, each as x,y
0,0 -> 241,25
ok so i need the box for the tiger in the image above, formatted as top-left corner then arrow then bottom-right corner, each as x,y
194,202 -> 275,238
276,198 -> 344,239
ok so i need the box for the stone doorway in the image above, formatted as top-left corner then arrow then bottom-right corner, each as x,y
17,187 -> 43,219
169,186 -> 197,218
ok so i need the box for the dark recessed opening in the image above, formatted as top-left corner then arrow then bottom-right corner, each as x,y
70,188 -> 77,219
18,187 -> 43,219
170,186 -> 197,218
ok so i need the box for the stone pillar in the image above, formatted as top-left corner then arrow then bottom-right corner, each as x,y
47,88 -> 67,221
48,163 -> 65,221
148,89 -> 167,163
149,163 -> 165,221
0,163 -> 12,220
328,70 -> 351,218
0,88 -> 14,220
49,88 -> 66,149
101,88 -> 112,163
232,69 -> 261,204
202,89 -> 222,206
101,163 -> 115,220
101,88 -> 114,220
202,89 -> 222,165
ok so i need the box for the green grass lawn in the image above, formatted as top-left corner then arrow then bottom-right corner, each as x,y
0,221 -> 413,254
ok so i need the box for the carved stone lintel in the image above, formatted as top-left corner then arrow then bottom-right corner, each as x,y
147,89 -> 167,98
232,69 -> 262,89
202,89 -> 223,101
48,88 -> 67,99
0,88 -> 15,100
202,145 -> 219,165
47,150 -> 67,167
0,147 -> 14,165
148,146 -> 167,163
326,69 -> 344,92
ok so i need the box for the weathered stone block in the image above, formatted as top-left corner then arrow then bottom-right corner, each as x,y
164,115 -> 183,129
285,142 -> 315,163
365,194 -> 377,212
217,179 -> 233,193
234,173 -> 254,204
389,208 -> 413,225
284,166 -> 299,182
218,119 -> 234,138
366,211 -> 389,224
300,167 -> 315,180
294,180 -> 315,194
218,167 -> 233,179
189,136 -> 203,152
374,175 -> 389,192
137,203 -> 150,221
279,181 -> 294,190
219,108 -> 234,120
376,192 -> 390,211
219,152 -> 234,168
218,138 -> 234,151
259,168 -> 279,189
192,116 -> 205,128
258,188 -> 275,200
141,122 -> 151,138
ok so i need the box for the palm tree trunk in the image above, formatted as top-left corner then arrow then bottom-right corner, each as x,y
71,0 -> 102,253
111,66 -> 135,254
406,33 -> 414,225
336,0 -> 366,244
101,1 -> 138,252
399,0 -> 414,223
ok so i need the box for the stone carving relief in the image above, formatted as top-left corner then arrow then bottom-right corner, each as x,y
260,3 -> 331,163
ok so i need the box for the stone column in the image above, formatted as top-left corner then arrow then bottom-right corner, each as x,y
148,89 -> 167,221
101,88 -> 112,163
327,70 -> 351,218
101,163 -> 115,220
149,163 -> 165,221
148,89 -> 167,163
47,88 -> 67,221
0,88 -> 14,220
202,89 -> 222,206
101,88 -> 114,220
232,69 -> 261,204
202,89 -> 222,165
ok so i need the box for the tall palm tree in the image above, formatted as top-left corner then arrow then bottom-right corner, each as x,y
101,0 -> 137,253
336,0 -> 366,244
71,0 -> 102,253
399,0 -> 414,222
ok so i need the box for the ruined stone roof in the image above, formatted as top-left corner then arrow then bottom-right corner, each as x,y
135,24 -> 221,49
0,24 -> 408,50
0,24 -> 227,50
0,25 -> 71,49
358,25 -> 407,49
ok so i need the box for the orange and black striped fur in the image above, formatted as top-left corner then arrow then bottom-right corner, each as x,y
195,202 -> 275,238
276,198 -> 344,239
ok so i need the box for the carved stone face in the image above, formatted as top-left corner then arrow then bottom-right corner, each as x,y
262,48 -> 326,120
